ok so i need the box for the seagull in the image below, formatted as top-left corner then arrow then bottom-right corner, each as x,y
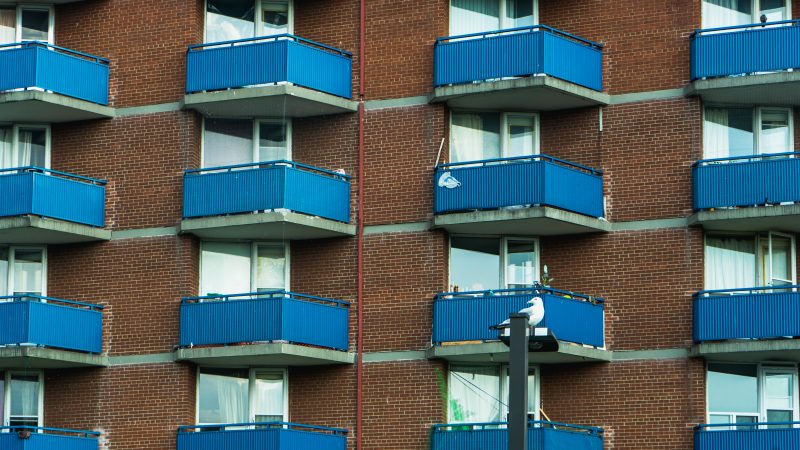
490,297 -> 545,330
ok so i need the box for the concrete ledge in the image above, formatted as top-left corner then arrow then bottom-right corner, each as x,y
0,347 -> 108,369
430,76 -> 610,111
0,215 -> 111,244
182,85 -> 358,118
432,207 -> 611,235
426,341 -> 611,364
693,339 -> 800,363
175,343 -> 355,367
685,72 -> 800,105
689,205 -> 800,233
0,91 -> 114,123
179,211 -> 355,240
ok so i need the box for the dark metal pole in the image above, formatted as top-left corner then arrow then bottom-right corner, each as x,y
509,313 -> 529,450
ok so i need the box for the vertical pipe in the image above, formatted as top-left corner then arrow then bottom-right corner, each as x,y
509,313 -> 529,450
356,0 -> 366,448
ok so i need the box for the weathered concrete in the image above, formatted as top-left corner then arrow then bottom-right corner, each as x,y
179,211 -> 356,240
693,339 -> 800,363
175,343 -> 355,366
0,91 -> 114,123
432,206 -> 611,235
0,216 -> 111,244
0,347 -> 108,369
686,71 -> 800,105
689,205 -> 800,233
426,341 -> 611,364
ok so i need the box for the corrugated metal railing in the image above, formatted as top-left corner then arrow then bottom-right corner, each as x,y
690,20 -> 800,80
434,25 -> 603,91
693,286 -> 800,342
177,422 -> 347,450
434,155 -> 604,218
433,287 -> 605,348
0,166 -> 107,227
0,427 -> 100,450
692,153 -> 800,210
183,160 -> 351,223
695,422 -> 800,450
0,41 -> 110,105
432,421 -> 603,450
179,290 -> 350,351
0,295 -> 104,354
186,34 -> 353,98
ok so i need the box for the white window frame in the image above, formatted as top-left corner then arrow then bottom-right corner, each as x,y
701,0 -> 792,27
447,364 -> 541,423
449,0 -> 539,34
1,370 -> 44,428
200,118 -> 292,169
448,236 -> 540,291
0,124 -> 51,169
0,245 -> 47,297
203,0 -> 294,44
195,367 -> 289,426
448,111 -> 540,162
702,106 -> 795,159
6,4 -> 55,44
758,231 -> 797,287
198,241 -> 290,295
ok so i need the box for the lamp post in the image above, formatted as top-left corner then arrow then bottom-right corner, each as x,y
508,312 -> 529,450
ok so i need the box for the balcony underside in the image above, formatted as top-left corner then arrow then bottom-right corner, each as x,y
686,72 -> 800,105
430,76 -> 609,111
689,205 -> 800,232
693,339 -> 800,363
0,215 -> 110,244
0,347 -> 107,369
426,341 -> 610,364
182,85 -> 357,118
432,206 -> 610,235
175,343 -> 355,367
180,211 -> 355,240
0,91 -> 113,123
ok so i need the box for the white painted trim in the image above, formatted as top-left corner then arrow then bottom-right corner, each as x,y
195,367 -> 289,425
4,124 -> 50,169
1,371 -> 44,427
1,245 -> 47,297
15,4 -> 54,44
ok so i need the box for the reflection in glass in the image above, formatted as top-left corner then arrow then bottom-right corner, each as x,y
255,245 -> 286,292
506,240 -> 536,288
204,119 -> 253,168
254,371 -> 284,422
201,242 -> 251,296
450,237 -> 500,291
20,9 -> 49,42
9,375 -> 39,427
13,249 -> 43,296
206,0 -> 255,42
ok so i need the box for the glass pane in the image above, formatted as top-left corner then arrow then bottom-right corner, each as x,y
767,410 -> 792,428
708,363 -> 758,415
0,247 -> 7,296
0,7 -> 14,45
704,107 -> 754,159
198,368 -> 249,425
506,115 -> 536,158
526,371 -> 536,416
206,0 -> 255,42
768,236 -> 793,286
734,415 -> 757,430
450,0 -> 500,35
764,372 -> 794,427
449,366 -> 502,423
204,119 -> 253,168
451,113 -> 501,163
201,242 -> 251,296
255,245 -> 286,292
20,9 -> 49,42
253,371 -> 285,423
505,0 -> 534,28
258,122 -> 288,162
506,240 -> 536,289
17,128 -> 46,168
760,0 -> 788,22
0,126 -> 11,169
705,236 -> 756,290
0,373 -> 4,425
262,1 -> 289,36
702,0 -> 753,28
9,375 -> 39,426
759,110 -> 790,155
450,237 -> 500,292
13,249 -> 43,297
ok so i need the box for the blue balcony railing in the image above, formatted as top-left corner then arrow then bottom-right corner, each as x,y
186,34 -> 352,98
183,161 -> 351,223
0,296 -> 104,354
0,42 -> 109,105
695,422 -> 800,450
0,427 -> 100,450
434,155 -> 604,218
432,421 -> 603,450
434,25 -> 603,91
0,167 -> 106,227
177,422 -> 347,450
433,287 -> 605,348
180,291 -> 350,351
691,20 -> 800,80
692,153 -> 800,210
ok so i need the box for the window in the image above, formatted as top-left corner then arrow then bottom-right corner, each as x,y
704,233 -> 796,290
0,371 -> 43,428
200,242 -> 288,296
205,0 -> 292,43
0,6 -> 53,45
702,0 -> 790,28
197,368 -> 287,425
448,365 -> 539,424
704,107 -> 793,160
450,112 -> 538,163
708,363 -> 798,428
0,247 -> 46,297
0,125 -> 50,170
202,118 -> 290,169
450,237 -> 538,292
450,0 -> 538,36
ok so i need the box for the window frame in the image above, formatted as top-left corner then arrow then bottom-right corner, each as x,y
448,235 -> 540,292
0,124 -> 51,170
701,0 -> 793,27
0,4 -> 54,44
1,370 -> 44,428
702,105 -> 794,159
200,118 -> 292,169
199,241 -> 290,296
195,367 -> 289,426
703,232 -> 797,290
448,111 -> 540,163
447,364 -> 541,424
0,245 -> 47,297
203,0 -> 294,44
448,0 -> 539,35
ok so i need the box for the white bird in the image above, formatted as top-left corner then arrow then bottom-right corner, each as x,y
491,297 -> 545,330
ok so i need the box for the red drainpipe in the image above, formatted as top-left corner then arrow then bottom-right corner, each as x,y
356,0 -> 366,448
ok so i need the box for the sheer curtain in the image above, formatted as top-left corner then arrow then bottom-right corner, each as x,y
451,113 -> 500,163
704,108 -> 730,160
702,0 -> 752,28
449,367 -> 502,423
450,0 -> 500,35
199,370 -> 249,425
0,127 -> 11,169
705,236 -> 756,290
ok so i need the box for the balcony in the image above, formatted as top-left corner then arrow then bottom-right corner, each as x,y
176,291 -> 353,366
0,42 -> 112,122
688,21 -> 800,105
690,154 -> 800,232
0,168 -> 110,244
0,296 -> 106,369
433,155 -> 609,235
695,423 -> 800,450
432,421 -> 603,450
180,161 -> 354,240
0,427 -> 100,450
693,286 -> 800,361
184,35 -> 356,118
431,26 -> 608,111
178,423 -> 347,450
428,288 -> 608,363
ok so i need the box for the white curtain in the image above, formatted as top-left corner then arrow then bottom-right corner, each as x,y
199,371 -> 248,424
450,0 -> 500,35
449,367 -> 502,423
702,0 -> 752,28
451,113 -> 500,163
705,237 -> 756,290
9,376 -> 39,421
255,245 -> 286,292
200,242 -> 251,296
759,110 -> 790,155
253,372 -> 284,422
704,108 -> 731,160
0,127 -> 11,169
0,247 -> 8,296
